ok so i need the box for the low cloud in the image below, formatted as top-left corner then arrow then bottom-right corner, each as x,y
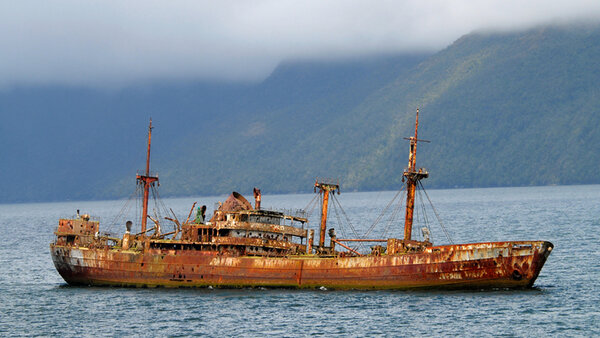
1,0 -> 600,88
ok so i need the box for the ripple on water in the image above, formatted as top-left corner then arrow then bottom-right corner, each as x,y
1,186 -> 600,336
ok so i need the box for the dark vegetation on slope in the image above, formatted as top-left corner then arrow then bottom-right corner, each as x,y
1,24 -> 599,203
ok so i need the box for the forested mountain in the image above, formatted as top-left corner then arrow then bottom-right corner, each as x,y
1,24 -> 599,203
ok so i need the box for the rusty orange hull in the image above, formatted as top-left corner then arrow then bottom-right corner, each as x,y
50,241 -> 552,289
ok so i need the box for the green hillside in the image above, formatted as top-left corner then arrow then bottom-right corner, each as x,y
155,24 -> 600,197
1,24 -> 599,203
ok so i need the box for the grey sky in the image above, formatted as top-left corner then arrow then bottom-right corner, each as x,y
2,0 -> 600,88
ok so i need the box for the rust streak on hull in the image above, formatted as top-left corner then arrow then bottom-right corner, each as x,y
51,241 -> 552,290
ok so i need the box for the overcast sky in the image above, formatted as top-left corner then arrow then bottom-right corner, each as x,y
1,0 -> 600,88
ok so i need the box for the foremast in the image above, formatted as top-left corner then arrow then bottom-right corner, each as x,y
136,119 -> 159,236
403,109 -> 429,241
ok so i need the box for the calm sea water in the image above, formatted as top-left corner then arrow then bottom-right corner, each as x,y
1,185 -> 599,336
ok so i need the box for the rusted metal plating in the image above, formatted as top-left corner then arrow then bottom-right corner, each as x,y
50,114 -> 554,290
50,240 -> 553,289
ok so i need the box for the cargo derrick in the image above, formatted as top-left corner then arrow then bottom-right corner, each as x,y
313,179 -> 339,255
51,112 -> 553,289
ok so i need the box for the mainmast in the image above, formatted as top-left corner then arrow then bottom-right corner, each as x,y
403,109 -> 429,241
136,119 -> 159,236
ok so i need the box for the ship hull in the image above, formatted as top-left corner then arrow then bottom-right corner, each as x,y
50,241 -> 552,290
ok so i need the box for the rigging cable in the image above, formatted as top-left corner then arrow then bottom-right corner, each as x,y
136,183 -> 143,233
303,194 -> 318,215
363,187 -> 404,238
418,181 -> 454,244
331,194 -> 365,252
106,185 -> 140,235
152,185 -> 181,234
304,194 -> 320,219
381,191 -> 405,239
416,186 -> 432,242
152,185 -> 172,228
330,196 -> 348,240
331,194 -> 362,240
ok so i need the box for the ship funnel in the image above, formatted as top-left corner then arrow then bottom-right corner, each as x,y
219,192 -> 253,212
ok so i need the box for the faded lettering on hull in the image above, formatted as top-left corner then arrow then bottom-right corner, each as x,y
50,241 -> 552,290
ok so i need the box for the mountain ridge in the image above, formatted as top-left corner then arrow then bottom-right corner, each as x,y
1,23 -> 599,203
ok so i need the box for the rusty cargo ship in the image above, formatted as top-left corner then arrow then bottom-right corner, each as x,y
50,113 -> 553,289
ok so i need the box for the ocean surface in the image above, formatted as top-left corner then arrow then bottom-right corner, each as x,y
0,185 -> 599,336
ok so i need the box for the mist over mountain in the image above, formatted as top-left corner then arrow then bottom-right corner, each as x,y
6,1 -> 600,88
1,24 -> 599,203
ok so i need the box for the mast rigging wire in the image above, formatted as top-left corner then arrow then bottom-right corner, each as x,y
381,192 -> 405,239
330,197 -> 348,239
303,194 -> 318,214
331,194 -> 361,240
329,194 -> 365,252
106,184 -> 140,235
418,181 -> 454,244
416,185 -> 432,242
362,187 -> 405,238
303,194 -> 321,220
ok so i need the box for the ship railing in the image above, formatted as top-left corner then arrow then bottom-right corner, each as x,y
335,239 -> 387,242
273,208 -> 308,219
213,202 -> 308,220
315,177 -> 340,186
69,214 -> 101,222
403,167 -> 429,174
256,206 -> 308,219
136,170 -> 159,178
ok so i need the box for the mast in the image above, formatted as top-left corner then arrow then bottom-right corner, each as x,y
137,119 -> 159,236
402,109 -> 429,241
314,179 -> 339,250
